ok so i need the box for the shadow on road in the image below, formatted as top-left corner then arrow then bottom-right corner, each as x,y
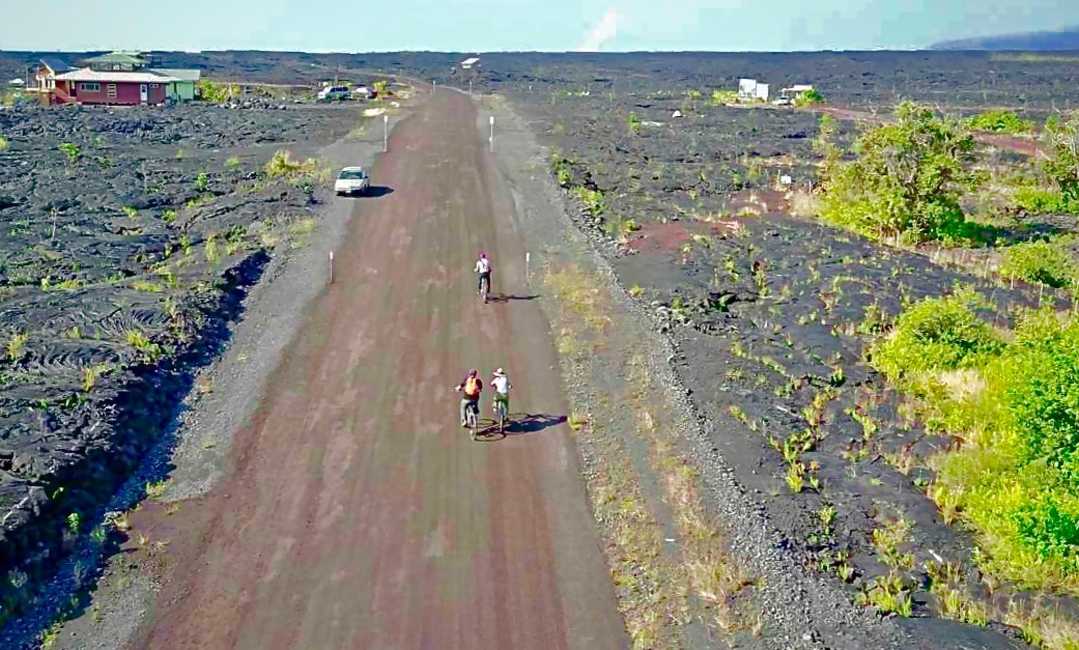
488,294 -> 539,303
473,413 -> 566,441
365,186 -> 395,198
340,186 -> 394,199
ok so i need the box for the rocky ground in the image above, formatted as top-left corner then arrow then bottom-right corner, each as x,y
490,54 -> 1076,648
0,100 -> 360,629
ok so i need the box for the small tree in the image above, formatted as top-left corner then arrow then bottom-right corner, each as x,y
1042,111 -> 1079,207
819,102 -> 979,242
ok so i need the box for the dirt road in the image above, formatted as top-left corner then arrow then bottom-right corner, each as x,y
129,90 -> 627,649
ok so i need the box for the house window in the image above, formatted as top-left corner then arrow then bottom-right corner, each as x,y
107,83 -> 117,98
80,82 -> 100,92
150,83 -> 159,88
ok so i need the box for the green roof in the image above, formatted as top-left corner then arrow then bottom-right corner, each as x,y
83,51 -> 147,66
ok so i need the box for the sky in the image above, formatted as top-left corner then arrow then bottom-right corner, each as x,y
2,0 -> 1078,52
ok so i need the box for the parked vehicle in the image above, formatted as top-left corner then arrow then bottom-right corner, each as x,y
318,85 -> 350,102
334,166 -> 370,196
351,86 -> 373,100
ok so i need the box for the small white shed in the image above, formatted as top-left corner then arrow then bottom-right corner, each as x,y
738,78 -> 769,102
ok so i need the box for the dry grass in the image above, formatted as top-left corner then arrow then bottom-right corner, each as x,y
936,368 -> 987,402
627,354 -> 755,632
788,190 -> 821,218
1004,600 -> 1079,650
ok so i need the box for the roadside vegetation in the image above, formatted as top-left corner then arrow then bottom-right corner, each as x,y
871,290 -> 1078,595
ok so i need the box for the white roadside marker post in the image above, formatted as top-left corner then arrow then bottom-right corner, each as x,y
329,250 -> 334,284
525,251 -> 530,284
383,114 -> 389,153
489,115 -> 494,152
469,79 -> 473,97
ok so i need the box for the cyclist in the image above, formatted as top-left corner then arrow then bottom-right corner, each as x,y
454,369 -> 483,427
491,368 -> 511,421
474,252 -> 492,298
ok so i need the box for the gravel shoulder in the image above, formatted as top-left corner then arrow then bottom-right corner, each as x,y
35,106 -> 412,650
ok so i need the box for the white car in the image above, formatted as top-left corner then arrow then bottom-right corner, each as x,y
318,85 -> 350,102
351,86 -> 373,100
334,167 -> 370,196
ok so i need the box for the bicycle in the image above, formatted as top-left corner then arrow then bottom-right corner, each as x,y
464,399 -> 480,440
478,273 -> 490,304
493,396 -> 508,434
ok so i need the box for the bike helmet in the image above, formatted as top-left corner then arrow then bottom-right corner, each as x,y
479,251 -> 487,259
468,368 -> 478,377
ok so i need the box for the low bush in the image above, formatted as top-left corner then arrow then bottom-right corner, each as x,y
967,110 -> 1034,134
1013,185 -> 1079,215
871,288 -> 1002,382
711,89 -> 737,106
574,187 -> 606,219
0,135 -> 8,152
1000,239 -> 1076,288
197,79 -> 238,103
793,88 -> 825,107
878,300 -> 1079,594
263,150 -> 327,186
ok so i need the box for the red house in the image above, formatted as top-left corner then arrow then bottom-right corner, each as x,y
52,68 -> 178,105
49,52 -> 192,106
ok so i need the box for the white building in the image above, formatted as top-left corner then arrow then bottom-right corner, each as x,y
737,78 -> 769,102
460,57 -> 480,70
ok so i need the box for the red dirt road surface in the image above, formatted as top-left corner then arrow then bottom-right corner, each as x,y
130,90 -> 627,649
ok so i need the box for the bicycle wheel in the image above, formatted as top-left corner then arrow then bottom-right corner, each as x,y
468,407 -> 478,440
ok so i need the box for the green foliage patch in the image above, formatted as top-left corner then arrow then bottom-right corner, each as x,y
967,109 -> 1034,134
1000,239 -> 1077,289
818,102 -> 980,243
875,297 -> 1079,593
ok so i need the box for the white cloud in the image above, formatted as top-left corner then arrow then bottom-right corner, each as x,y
577,7 -> 621,51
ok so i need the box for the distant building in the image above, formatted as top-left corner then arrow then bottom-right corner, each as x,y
82,51 -> 149,72
153,68 -> 201,101
738,78 -> 769,102
47,51 -> 200,106
460,57 -> 480,70
33,58 -> 74,95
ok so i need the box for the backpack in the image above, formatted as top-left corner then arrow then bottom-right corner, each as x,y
464,377 -> 480,397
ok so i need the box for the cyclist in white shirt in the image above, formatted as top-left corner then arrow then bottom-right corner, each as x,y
491,367 -> 511,418
474,252 -> 492,296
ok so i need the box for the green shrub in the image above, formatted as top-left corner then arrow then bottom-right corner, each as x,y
967,110 -> 1034,134
197,79 -> 238,103
58,142 -> 80,163
627,112 -> 641,135
0,136 -> 8,152
1000,239 -> 1076,288
550,154 -> 573,187
1043,112 -> 1079,206
711,89 -> 737,106
909,308 -> 1079,592
819,102 -> 979,242
793,88 -> 825,107
574,187 -> 606,218
872,288 -> 1002,381
1013,185 -> 1079,215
